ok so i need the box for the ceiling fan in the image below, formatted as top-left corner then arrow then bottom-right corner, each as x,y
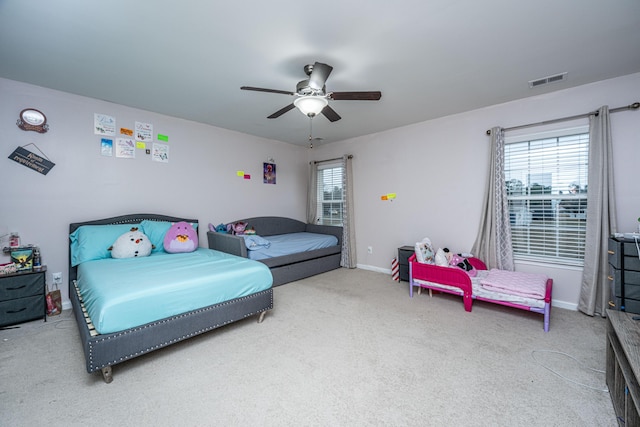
241,62 -> 381,122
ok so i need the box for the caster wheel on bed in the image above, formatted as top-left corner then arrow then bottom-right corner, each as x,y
101,366 -> 113,384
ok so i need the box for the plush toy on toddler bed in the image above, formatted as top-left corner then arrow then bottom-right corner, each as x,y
415,238 -> 435,264
164,221 -> 198,253
443,248 -> 477,277
109,227 -> 154,259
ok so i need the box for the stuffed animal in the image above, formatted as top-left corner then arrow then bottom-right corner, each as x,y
109,227 -> 154,259
208,223 -> 227,233
446,250 -> 477,277
243,227 -> 256,235
415,237 -> 435,264
163,221 -> 198,253
226,221 -> 248,235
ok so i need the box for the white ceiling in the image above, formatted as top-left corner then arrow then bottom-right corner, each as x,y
1,1 -> 639,146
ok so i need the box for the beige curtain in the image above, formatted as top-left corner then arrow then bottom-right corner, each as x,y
341,155 -> 357,268
471,127 -> 514,270
579,106 -> 617,317
306,161 -> 319,224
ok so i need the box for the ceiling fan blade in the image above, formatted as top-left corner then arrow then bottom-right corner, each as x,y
267,103 -> 296,119
321,105 -> 341,122
308,62 -> 333,91
241,86 -> 295,96
330,91 -> 382,101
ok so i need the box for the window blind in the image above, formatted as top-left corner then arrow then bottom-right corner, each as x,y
316,163 -> 344,226
505,132 -> 589,264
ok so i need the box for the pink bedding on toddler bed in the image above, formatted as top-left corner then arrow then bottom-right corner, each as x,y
480,269 -> 548,300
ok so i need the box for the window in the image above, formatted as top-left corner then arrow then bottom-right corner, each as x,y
315,163 -> 344,226
505,129 -> 589,265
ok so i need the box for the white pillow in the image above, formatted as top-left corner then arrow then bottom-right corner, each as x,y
435,248 -> 449,266
415,238 -> 435,264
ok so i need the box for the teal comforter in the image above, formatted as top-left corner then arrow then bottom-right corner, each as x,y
77,248 -> 272,334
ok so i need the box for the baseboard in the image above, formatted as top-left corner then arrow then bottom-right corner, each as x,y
357,263 -> 391,274
550,300 -> 577,311
356,263 -> 578,311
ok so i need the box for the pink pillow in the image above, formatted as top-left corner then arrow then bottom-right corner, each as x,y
449,253 -> 477,277
163,222 -> 198,253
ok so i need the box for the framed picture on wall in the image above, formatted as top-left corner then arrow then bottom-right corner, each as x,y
263,162 -> 276,184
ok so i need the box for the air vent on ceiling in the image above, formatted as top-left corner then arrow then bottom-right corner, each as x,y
528,72 -> 567,89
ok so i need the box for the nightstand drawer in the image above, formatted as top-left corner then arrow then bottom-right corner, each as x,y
399,264 -> 409,282
0,295 -> 43,327
397,246 -> 414,282
0,273 -> 44,300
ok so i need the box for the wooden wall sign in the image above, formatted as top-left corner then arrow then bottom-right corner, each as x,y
8,146 -> 55,175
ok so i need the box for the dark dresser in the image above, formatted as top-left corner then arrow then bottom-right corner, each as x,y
397,246 -> 414,282
608,236 -> 640,314
0,266 -> 46,327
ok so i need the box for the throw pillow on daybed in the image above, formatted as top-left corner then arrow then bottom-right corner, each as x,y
108,227 -> 154,259
163,221 -> 198,253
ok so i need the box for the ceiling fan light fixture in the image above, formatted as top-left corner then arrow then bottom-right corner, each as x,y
294,96 -> 328,117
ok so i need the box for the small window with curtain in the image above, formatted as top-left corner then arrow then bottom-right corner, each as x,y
316,162 -> 344,226
505,128 -> 589,265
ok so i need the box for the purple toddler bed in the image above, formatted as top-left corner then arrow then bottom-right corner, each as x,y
408,254 -> 552,331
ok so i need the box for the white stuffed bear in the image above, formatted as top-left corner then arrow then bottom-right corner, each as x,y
109,227 -> 154,259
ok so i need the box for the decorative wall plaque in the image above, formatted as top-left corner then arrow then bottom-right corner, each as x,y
17,108 -> 49,133
8,145 -> 55,175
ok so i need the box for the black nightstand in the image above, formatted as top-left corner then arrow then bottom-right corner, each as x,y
0,266 -> 47,327
397,246 -> 414,282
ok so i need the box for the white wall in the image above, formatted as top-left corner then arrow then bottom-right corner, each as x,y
3,74 -> 638,311
0,78 -> 308,306
309,72 -> 640,310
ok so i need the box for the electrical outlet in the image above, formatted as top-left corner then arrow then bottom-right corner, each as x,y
52,272 -> 62,286
367,246 -> 373,254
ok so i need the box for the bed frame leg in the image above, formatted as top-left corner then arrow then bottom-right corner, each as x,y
258,311 -> 267,323
101,366 -> 113,384
544,303 -> 550,332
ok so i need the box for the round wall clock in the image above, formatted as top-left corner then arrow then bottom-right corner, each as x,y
17,108 -> 49,133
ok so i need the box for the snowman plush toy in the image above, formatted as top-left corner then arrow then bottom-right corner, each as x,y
109,227 -> 154,259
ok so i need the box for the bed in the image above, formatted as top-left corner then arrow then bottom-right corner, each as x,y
408,254 -> 552,331
69,214 -> 273,383
207,216 -> 343,286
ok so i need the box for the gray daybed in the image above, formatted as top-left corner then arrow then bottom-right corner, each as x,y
207,216 -> 343,286
69,213 -> 273,383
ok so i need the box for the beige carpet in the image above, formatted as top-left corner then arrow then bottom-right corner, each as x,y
0,268 -> 615,426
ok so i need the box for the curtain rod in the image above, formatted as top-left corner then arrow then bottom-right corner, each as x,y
310,155 -> 353,165
485,101 -> 639,135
